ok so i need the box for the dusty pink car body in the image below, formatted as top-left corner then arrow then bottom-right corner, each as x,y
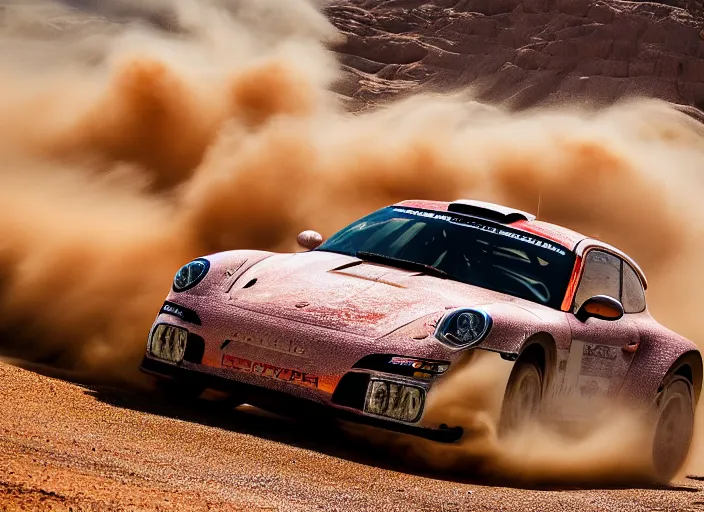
140,199 -> 702,441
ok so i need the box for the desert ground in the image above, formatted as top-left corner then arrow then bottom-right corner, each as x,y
3,361 -> 704,512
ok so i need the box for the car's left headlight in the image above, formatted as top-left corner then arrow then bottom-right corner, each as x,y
435,308 -> 492,348
173,258 -> 210,292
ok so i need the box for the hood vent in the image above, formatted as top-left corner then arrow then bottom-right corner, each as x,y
448,199 -> 536,224
243,278 -> 257,289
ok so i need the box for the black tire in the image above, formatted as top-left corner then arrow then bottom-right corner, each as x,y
499,356 -> 544,434
651,375 -> 695,482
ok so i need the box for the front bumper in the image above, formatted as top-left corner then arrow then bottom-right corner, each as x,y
140,356 -> 464,443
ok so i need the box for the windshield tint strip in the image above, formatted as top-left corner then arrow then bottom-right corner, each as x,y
391,207 -> 569,257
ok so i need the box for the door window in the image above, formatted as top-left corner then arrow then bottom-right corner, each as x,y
621,262 -> 646,313
573,250 -> 621,312
573,249 -> 647,314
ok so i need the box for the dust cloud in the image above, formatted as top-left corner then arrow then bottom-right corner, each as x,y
353,350 -> 655,487
2,0 -> 704,486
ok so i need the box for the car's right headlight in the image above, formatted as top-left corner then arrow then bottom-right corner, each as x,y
173,258 -> 210,292
435,308 -> 492,348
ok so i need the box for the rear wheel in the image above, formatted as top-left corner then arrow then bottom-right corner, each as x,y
651,375 -> 694,482
499,356 -> 544,434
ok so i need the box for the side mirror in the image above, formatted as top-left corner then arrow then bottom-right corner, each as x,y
297,230 -> 323,250
575,295 -> 624,322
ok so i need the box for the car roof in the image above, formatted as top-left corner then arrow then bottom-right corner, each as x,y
393,199 -> 648,289
394,199 -> 586,248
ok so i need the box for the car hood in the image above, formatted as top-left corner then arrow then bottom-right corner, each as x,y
228,250 -> 544,339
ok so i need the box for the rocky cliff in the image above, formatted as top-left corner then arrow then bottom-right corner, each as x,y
328,0 -> 704,110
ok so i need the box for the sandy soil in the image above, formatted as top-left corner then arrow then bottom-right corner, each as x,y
1,361 -> 704,512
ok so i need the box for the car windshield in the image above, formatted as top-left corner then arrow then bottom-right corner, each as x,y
316,206 -> 576,309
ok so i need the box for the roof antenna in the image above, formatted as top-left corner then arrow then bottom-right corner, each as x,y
536,186 -> 543,220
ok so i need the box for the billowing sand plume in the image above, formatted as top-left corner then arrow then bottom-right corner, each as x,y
0,0 -> 340,377
345,350 -> 654,486
2,0 -> 704,486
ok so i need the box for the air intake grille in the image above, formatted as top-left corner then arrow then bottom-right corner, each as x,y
331,372 -> 370,410
184,333 -> 205,364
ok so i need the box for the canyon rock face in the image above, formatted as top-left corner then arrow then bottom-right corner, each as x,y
327,0 -> 704,110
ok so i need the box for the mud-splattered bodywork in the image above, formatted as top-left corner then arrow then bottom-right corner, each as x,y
140,200 -> 702,438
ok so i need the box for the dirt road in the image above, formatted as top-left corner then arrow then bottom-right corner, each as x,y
1,361 -> 704,512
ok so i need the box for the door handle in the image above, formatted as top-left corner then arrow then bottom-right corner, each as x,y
623,340 -> 640,353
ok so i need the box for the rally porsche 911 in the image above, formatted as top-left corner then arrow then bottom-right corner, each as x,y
140,199 -> 701,481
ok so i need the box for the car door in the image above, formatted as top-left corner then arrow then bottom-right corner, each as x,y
560,249 -> 640,418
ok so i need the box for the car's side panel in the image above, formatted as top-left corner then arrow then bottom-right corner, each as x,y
378,309 -> 572,420
618,313 -> 702,407
463,305 -> 573,416
475,303 -> 572,353
558,314 -> 639,418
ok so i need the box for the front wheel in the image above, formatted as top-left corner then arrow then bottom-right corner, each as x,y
651,375 -> 695,482
499,357 -> 544,434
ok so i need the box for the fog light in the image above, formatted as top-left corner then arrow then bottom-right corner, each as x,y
364,379 -> 424,422
150,324 -> 188,363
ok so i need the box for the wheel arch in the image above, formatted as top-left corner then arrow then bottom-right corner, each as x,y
515,332 -> 558,391
664,350 -> 703,404
498,332 -> 558,432
619,329 -> 702,409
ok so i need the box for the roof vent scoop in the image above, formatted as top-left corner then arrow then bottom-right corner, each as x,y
447,199 -> 536,224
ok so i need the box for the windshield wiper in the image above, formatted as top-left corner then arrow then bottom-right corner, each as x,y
356,251 -> 449,278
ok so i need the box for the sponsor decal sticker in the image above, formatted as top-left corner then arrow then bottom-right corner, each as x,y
388,356 -> 449,375
162,304 -> 183,317
560,340 -> 623,419
159,301 -> 202,325
221,354 -> 319,388
392,207 -> 567,255
389,357 -> 424,369
579,379 -> 602,399
227,333 -> 305,356
583,343 -> 618,360
580,343 -> 618,378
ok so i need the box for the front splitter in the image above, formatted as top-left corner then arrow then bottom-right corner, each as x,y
140,356 -> 464,443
